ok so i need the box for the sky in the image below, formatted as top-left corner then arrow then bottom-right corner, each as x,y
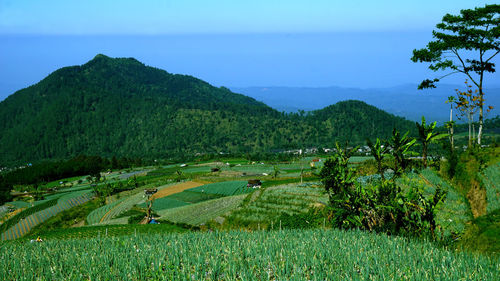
0,0 -> 499,101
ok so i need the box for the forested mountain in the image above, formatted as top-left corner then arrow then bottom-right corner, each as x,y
0,55 -> 414,166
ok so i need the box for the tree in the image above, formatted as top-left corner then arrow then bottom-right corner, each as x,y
455,80 -> 481,147
366,138 -> 389,179
388,128 -> 416,175
416,117 -> 440,168
411,4 -> 500,145
445,96 -> 456,150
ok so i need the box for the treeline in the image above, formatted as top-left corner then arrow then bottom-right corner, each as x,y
3,155 -> 144,186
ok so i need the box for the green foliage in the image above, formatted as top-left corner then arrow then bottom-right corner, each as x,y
2,229 -> 498,280
411,4 -> 500,89
457,208 -> 500,255
388,128 -> 416,175
416,116 -> 440,167
320,146 -> 447,238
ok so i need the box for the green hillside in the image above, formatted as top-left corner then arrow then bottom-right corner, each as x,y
0,54 -> 414,166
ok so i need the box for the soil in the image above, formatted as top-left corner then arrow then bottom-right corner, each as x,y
467,180 -> 487,218
150,181 -> 204,200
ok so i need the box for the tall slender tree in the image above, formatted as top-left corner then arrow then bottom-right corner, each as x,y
411,4 -> 500,145
445,96 -> 456,150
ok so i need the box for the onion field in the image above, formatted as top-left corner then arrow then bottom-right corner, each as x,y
1,229 -> 497,280
480,162 -> 500,214
1,191 -> 93,241
157,194 -> 247,225
187,181 -> 251,196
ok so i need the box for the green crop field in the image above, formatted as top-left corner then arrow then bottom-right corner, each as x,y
166,191 -> 221,204
139,197 -> 189,212
1,229 -> 497,280
87,198 -> 127,225
187,181 -> 251,196
397,169 -> 472,236
98,192 -> 146,223
1,192 -> 93,240
227,183 -> 327,227
480,162 -> 500,214
157,194 -> 247,225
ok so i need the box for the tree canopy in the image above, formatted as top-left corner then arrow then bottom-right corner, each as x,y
411,4 -> 500,145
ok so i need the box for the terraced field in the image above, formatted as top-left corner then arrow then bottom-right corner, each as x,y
226,183 -> 327,227
187,181 -> 251,196
1,191 -> 94,240
157,194 -> 247,225
149,181 -> 203,200
480,162 -> 500,214
397,169 -> 472,236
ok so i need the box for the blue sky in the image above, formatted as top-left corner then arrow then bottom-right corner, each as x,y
1,0 -> 496,34
0,1 -> 499,100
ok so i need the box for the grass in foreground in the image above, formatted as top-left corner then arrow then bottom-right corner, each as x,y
1,228 -> 498,280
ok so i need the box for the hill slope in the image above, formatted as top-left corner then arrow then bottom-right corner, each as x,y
0,55 -> 414,165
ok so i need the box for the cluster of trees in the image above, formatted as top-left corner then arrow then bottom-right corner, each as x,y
412,4 -> 499,146
320,127 -> 446,238
0,155 -> 144,204
320,3 -> 499,239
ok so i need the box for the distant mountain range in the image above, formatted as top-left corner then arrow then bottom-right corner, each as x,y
232,85 -> 500,123
0,54 -> 414,165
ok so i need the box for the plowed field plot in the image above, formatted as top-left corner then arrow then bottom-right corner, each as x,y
149,181 -> 204,200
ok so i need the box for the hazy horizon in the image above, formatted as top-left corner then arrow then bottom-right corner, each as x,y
1,1 -> 499,101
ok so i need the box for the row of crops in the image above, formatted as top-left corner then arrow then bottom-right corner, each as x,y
480,162 -> 500,214
187,181 -> 251,196
157,194 -> 247,225
227,184 -> 326,227
418,169 -> 472,236
1,191 -> 94,241
135,181 -> 252,213
1,228 -> 497,280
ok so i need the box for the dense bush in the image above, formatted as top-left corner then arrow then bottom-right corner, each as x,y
320,143 -> 446,238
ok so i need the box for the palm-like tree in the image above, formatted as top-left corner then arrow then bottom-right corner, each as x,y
416,116 -> 439,168
366,138 -> 389,179
388,128 -> 416,175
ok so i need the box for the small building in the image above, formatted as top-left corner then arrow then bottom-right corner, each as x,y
247,179 -> 262,188
144,188 -> 158,196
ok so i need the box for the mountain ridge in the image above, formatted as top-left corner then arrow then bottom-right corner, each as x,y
0,55 -> 414,165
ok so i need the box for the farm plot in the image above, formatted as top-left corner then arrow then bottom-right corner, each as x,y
166,191 -> 221,204
187,181 -> 251,196
149,181 -> 203,201
226,184 -> 327,227
4,201 -> 30,209
480,162 -> 500,213
98,192 -> 146,223
87,198 -> 127,225
399,169 -> 472,236
157,194 -> 247,225
2,228 -> 497,280
1,191 -> 93,240
139,197 -> 189,212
